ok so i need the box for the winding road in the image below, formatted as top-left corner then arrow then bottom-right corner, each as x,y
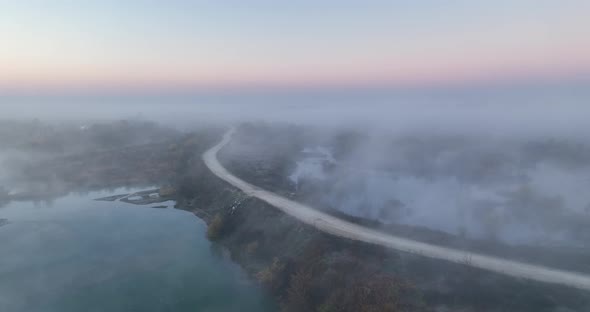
203,128 -> 590,291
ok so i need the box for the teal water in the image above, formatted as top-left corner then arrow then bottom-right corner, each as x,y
0,188 -> 275,312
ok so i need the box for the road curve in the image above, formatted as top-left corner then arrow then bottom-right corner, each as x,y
203,128 -> 590,291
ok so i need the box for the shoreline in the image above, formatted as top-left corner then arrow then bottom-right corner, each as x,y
205,127 -> 590,291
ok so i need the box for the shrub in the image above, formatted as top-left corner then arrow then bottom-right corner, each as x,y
158,186 -> 176,197
207,213 -> 225,240
284,268 -> 314,312
245,241 -> 260,255
257,257 -> 286,291
318,274 -> 404,312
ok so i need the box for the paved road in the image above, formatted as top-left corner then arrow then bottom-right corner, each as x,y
203,128 -> 590,291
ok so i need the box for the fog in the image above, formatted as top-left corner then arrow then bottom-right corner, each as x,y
2,83 -> 590,136
0,119 -> 181,198
2,83 -> 590,248
288,134 -> 590,247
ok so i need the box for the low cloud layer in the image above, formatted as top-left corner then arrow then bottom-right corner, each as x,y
2,84 -> 590,136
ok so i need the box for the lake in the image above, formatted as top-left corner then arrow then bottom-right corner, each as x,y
0,188 -> 275,312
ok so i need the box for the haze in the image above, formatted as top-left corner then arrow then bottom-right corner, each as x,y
2,2 -> 590,312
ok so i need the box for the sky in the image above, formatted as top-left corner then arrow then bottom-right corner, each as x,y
1,0 -> 590,93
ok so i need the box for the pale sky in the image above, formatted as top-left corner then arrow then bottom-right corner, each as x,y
1,0 -> 590,92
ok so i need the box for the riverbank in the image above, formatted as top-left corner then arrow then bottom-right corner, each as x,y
173,144 -> 590,312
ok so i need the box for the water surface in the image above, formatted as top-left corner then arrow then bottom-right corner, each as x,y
0,188 -> 275,312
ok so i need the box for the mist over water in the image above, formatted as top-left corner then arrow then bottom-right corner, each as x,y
1,81 -> 590,312
3,1 -> 590,309
3,84 -> 590,255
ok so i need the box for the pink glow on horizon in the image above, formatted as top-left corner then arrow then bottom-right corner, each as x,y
2,57 -> 589,93
3,1 -> 590,93
2,29 -> 590,92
